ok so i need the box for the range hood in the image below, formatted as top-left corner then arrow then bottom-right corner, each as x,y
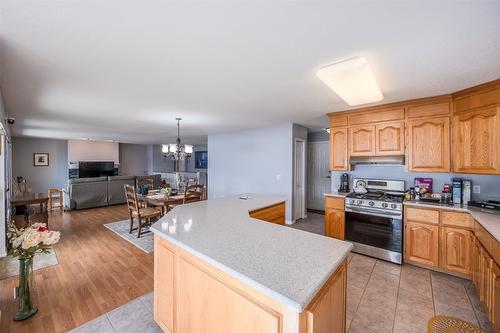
349,155 -> 405,166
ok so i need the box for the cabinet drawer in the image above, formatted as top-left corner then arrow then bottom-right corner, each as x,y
475,220 -> 494,255
325,196 -> 345,210
442,211 -> 473,229
405,207 -> 439,225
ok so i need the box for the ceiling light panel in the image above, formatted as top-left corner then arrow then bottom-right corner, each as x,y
317,57 -> 383,106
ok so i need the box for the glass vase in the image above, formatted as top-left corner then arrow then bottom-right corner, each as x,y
13,256 -> 38,321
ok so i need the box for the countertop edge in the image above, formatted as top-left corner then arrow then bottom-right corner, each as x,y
150,228 -> 352,312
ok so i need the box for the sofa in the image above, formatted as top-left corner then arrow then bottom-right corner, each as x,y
65,175 -> 155,210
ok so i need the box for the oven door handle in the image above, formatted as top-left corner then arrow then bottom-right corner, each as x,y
345,206 -> 402,219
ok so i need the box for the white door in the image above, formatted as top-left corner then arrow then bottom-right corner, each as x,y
307,141 -> 330,211
294,139 -> 306,221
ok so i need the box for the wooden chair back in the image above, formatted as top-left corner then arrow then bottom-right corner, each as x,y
183,184 -> 204,204
124,184 -> 140,214
137,178 -> 154,189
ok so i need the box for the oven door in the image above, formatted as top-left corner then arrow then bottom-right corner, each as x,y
345,209 -> 403,263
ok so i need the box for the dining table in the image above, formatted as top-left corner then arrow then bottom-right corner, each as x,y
11,192 -> 50,226
137,192 -> 185,215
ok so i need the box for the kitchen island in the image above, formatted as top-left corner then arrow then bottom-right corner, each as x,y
150,194 -> 352,333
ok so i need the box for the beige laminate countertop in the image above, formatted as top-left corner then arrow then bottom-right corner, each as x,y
404,201 -> 500,242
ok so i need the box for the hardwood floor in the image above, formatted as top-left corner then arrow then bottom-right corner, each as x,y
0,205 -> 154,333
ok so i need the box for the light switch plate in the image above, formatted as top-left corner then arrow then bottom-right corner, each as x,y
276,174 -> 281,180
473,185 -> 481,194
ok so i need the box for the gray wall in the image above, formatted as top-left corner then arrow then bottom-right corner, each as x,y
152,144 -> 176,172
308,130 -> 329,142
208,123 -> 295,221
119,143 -> 153,176
12,137 -> 69,193
331,165 -> 500,201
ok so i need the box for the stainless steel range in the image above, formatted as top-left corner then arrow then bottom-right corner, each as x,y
345,178 -> 405,264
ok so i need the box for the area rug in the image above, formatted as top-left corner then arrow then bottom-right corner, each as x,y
0,249 -> 58,280
103,220 -> 154,253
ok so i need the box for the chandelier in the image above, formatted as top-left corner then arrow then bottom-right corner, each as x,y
162,118 -> 193,160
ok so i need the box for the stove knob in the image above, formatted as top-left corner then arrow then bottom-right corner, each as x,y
369,201 -> 375,206
382,203 -> 388,208
391,203 -> 397,209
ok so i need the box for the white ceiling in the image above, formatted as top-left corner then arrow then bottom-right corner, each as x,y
1,1 -> 499,144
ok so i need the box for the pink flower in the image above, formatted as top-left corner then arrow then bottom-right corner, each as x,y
41,230 -> 60,246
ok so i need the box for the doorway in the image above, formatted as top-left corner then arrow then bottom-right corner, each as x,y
293,139 -> 306,221
307,141 -> 330,211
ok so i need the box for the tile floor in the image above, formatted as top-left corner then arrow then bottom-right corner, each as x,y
71,212 -> 493,333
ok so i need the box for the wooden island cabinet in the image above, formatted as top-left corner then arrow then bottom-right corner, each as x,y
327,78 -> 500,175
152,195 -> 352,333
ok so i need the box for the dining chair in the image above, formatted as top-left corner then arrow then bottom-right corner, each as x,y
183,184 -> 205,204
137,177 -> 154,190
124,184 -> 162,238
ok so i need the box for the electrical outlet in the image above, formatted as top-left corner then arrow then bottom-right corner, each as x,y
473,185 -> 481,194
276,174 -> 281,180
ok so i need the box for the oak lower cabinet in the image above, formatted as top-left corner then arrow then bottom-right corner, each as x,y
441,227 -> 471,275
407,117 -> 450,172
154,236 -> 348,333
404,221 -> 439,268
249,202 -> 286,225
330,127 -> 349,171
453,106 -> 500,175
324,196 -> 345,240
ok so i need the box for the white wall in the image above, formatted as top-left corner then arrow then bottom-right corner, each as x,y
0,88 -> 11,257
208,124 -> 295,221
68,140 -> 119,164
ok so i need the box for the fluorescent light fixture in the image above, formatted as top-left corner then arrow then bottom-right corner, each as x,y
317,57 -> 383,106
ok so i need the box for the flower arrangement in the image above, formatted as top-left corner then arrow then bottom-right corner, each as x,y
7,222 -> 60,258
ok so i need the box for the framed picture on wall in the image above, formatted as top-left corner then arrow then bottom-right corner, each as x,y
195,151 -> 208,169
33,153 -> 49,167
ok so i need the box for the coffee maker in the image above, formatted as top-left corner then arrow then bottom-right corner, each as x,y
338,173 -> 350,193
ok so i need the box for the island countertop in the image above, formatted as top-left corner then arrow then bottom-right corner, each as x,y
150,194 -> 352,311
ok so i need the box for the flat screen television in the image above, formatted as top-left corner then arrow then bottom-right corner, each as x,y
79,161 -> 115,178
194,151 -> 208,169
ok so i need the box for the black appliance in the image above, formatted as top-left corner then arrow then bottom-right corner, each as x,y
78,161 -> 115,178
468,200 -> 500,212
345,178 -> 405,264
338,173 -> 350,193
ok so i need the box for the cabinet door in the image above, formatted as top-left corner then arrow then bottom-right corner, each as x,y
154,237 -> 175,333
453,107 -> 500,174
491,262 -> 500,332
350,125 -> 375,156
404,221 -> 439,267
407,117 -> 450,172
330,127 -> 349,171
441,227 -> 471,275
375,121 -> 405,155
325,208 -> 345,240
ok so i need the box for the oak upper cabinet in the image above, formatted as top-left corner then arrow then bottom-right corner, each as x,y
441,227 -> 471,275
375,121 -> 405,155
404,221 -> 439,268
330,127 -> 349,171
407,117 -> 450,172
350,125 -> 375,156
325,197 -> 345,240
453,106 -> 500,174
